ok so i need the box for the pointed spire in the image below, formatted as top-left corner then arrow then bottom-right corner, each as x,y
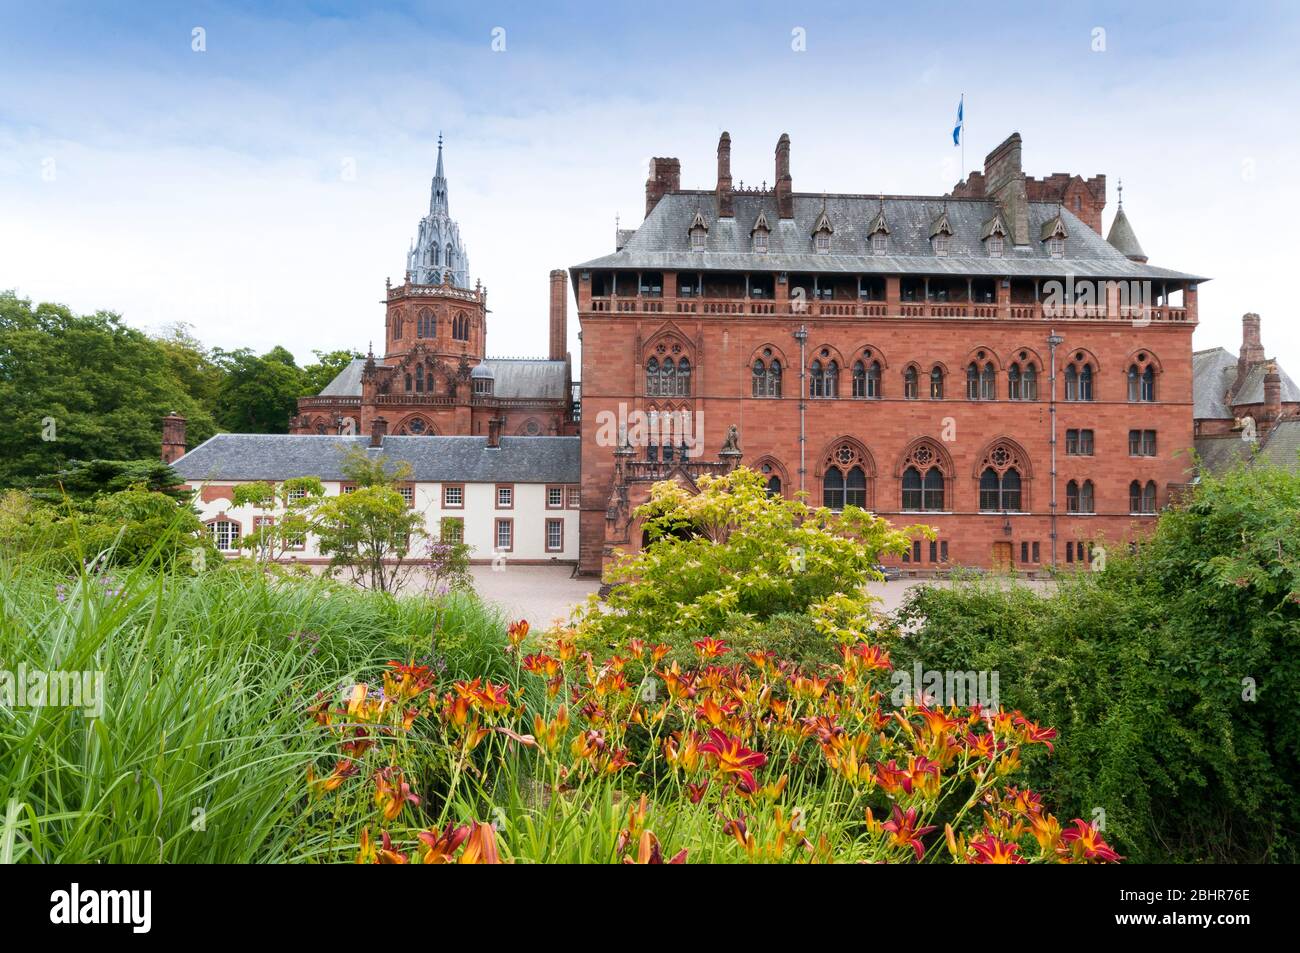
1106,183 -> 1147,263
435,131 -> 444,179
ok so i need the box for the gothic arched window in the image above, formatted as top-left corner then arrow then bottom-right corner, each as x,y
415,364 -> 425,393
903,366 -> 918,400
417,308 -> 434,338
1065,357 -> 1095,401
822,442 -> 870,511
930,365 -> 945,399
752,356 -> 782,397
852,360 -> 881,399
676,357 -> 691,397
900,442 -> 946,512
1128,356 -> 1157,402
978,443 -> 1026,512
451,312 -> 469,341
646,357 -> 660,396
810,359 -> 839,398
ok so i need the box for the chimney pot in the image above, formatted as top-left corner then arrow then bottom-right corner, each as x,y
370,416 -> 388,448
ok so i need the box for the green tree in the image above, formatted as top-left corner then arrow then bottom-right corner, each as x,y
32,458 -> 188,502
234,477 -> 325,564
212,346 -> 305,433
301,349 -> 362,396
312,450 -> 424,592
0,291 -> 213,488
573,467 -> 920,655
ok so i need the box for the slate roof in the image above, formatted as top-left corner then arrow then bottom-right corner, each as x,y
1194,432 -> 1255,474
314,358 -> 567,400
319,359 -> 367,396
574,192 -> 1205,281
481,359 -> 568,399
172,434 -> 580,483
1253,419 -> 1300,469
1193,346 -> 1300,419
1192,347 -> 1238,419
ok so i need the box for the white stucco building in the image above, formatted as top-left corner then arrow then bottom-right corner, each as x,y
171,433 -> 581,565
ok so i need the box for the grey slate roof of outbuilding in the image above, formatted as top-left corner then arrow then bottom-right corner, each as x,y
574,191 -> 1205,281
171,434 -> 580,483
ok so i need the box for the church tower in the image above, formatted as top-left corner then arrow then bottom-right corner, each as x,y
406,135 -> 471,287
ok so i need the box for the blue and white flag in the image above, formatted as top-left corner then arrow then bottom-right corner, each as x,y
952,95 -> 963,146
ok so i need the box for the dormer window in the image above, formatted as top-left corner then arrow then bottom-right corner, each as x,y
812,206 -> 833,255
987,236 -> 1003,258
751,210 -> 770,254
1041,211 -> 1068,259
867,200 -> 890,256
929,207 -> 953,258
689,209 -> 708,252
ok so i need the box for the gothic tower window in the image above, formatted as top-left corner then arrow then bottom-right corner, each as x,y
417,308 -> 434,338
415,364 -> 425,393
451,312 -> 469,341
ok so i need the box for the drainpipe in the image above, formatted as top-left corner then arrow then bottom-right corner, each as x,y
1046,330 -> 1064,570
794,324 -> 808,494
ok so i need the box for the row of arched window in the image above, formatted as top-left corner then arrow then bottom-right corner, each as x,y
657,349 -> 1160,402
1062,478 -> 1158,515
390,308 -> 472,342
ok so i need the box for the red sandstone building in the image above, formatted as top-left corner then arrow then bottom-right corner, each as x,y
292,140 -> 576,442
571,131 -> 1205,575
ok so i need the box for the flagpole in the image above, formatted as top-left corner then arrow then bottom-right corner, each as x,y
960,92 -> 965,183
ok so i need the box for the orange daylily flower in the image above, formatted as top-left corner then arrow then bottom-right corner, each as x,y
1058,819 -> 1123,863
459,821 -> 502,864
373,768 -> 420,822
418,823 -> 472,863
881,805 -> 938,861
698,728 -> 767,793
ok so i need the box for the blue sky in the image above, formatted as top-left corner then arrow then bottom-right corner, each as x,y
2,0 -> 1297,369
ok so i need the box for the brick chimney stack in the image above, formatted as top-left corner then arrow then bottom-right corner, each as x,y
775,133 -> 793,218
716,131 -> 734,217
370,415 -> 388,448
161,412 -> 187,464
1262,361 -> 1282,436
645,157 -> 681,217
984,132 -> 1029,246
1234,313 -> 1266,397
549,269 -> 568,361
487,416 -> 503,448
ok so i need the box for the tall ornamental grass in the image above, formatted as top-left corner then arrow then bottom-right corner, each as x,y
0,553 -> 510,863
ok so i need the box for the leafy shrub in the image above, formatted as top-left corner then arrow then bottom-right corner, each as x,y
892,462 -> 1300,863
